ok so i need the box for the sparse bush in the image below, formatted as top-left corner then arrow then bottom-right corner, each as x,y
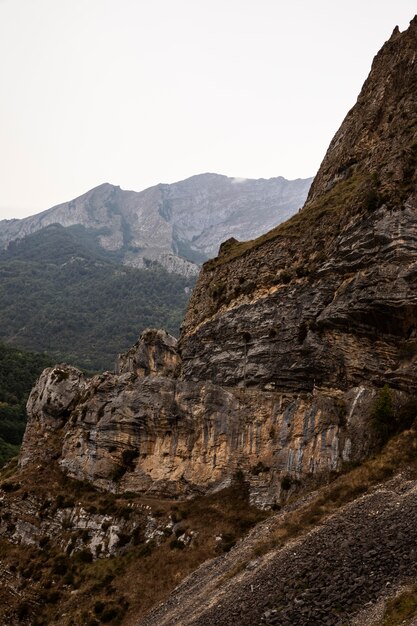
52,555 -> 69,576
94,600 -> 105,615
1,481 -> 19,492
117,532 -> 130,547
169,538 -> 185,550
372,384 -> 395,443
100,606 -> 121,623
217,533 -> 236,553
56,494 -> 75,509
138,540 -> 156,557
17,602 -> 30,619
251,461 -> 270,475
76,549 -> 93,564
281,475 -> 293,491
280,270 -> 292,284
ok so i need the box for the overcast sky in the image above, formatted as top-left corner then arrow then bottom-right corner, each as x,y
0,0 -> 415,219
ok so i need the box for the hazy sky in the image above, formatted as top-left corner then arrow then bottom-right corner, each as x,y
0,0 -> 415,219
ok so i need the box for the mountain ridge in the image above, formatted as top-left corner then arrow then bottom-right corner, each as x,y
0,173 -> 312,276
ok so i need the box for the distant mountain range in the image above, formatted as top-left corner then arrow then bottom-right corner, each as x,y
0,173 -> 311,369
0,173 -> 312,275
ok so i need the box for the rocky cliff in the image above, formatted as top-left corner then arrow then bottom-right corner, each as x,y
0,174 -> 312,276
1,16 -> 417,626
17,18 -> 417,509
180,19 -> 417,394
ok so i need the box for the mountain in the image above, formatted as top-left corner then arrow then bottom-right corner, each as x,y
0,174 -> 311,368
1,16 -> 417,626
0,174 -> 312,275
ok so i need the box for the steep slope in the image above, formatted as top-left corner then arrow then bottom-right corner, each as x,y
0,174 -> 312,275
138,445 -> 417,626
180,19 -> 417,395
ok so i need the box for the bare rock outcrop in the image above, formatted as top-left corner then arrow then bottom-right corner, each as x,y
117,328 -> 180,378
19,365 -> 86,468
17,19 -> 417,508
21,335 -> 379,505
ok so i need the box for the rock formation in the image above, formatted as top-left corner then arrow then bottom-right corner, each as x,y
180,20 -> 417,393
1,15 -> 417,626
18,18 -> 417,508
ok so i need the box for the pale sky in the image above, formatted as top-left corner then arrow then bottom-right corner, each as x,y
0,0 -> 415,219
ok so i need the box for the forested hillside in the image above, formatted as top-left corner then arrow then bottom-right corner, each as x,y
0,343 -> 51,465
0,224 -> 195,370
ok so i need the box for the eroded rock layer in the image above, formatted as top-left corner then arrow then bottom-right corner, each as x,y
20,332 -> 386,506
180,19 -> 417,394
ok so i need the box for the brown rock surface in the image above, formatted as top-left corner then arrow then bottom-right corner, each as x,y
23,352 -> 376,503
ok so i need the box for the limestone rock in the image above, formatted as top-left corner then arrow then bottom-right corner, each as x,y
20,365 -> 86,468
20,352 -> 378,505
16,18 -> 417,507
117,328 -> 180,378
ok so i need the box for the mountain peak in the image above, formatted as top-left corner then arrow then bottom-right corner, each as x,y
306,15 -> 417,208
0,174 -> 312,274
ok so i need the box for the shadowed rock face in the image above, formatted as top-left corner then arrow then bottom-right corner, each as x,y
180,18 -> 417,394
19,19 -> 417,507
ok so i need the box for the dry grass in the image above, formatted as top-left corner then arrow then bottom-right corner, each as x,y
0,464 -> 268,626
381,583 -> 417,625
206,173 -> 366,269
3,428 -> 417,624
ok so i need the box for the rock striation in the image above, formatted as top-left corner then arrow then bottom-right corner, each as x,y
180,18 -> 417,394
19,332 -> 384,506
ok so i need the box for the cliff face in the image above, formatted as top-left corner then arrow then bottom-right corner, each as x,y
18,19 -> 417,508
180,19 -> 417,394
19,332 -> 384,507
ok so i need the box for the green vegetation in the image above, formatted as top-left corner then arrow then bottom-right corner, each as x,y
0,224 -> 195,371
0,343 -> 51,466
372,384 -> 395,442
372,384 -> 417,445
